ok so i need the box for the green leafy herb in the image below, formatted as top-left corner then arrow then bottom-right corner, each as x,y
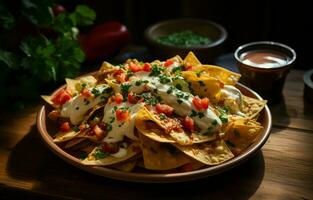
93,149 -> 108,160
91,88 -> 101,97
219,113 -> 228,123
156,30 -> 212,47
159,113 -> 167,120
158,74 -> 171,84
72,126 -> 80,132
171,66 -> 182,74
211,119 -> 218,126
149,65 -> 165,77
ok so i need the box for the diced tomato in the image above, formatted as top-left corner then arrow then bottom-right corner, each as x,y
192,96 -> 203,110
181,163 -> 194,172
113,69 -> 127,83
51,89 -> 72,105
81,88 -> 92,98
183,116 -> 195,131
185,65 -> 193,71
164,59 -> 174,67
127,92 -> 137,104
102,142 -> 120,154
113,93 -> 123,104
192,96 -> 210,110
201,97 -> 210,109
129,63 -> 141,72
93,125 -> 104,140
60,122 -> 71,132
79,124 -> 87,131
115,109 -> 129,121
142,63 -> 151,72
48,110 -> 60,121
155,103 -> 174,116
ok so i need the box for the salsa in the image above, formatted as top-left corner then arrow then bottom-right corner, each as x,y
156,30 -> 212,47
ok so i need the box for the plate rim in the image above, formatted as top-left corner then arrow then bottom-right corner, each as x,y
37,73 -> 272,183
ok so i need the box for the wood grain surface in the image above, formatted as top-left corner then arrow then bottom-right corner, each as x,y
0,70 -> 312,200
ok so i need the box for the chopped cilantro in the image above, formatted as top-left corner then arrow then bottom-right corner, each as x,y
149,65 -> 165,76
79,152 -> 88,160
158,74 -> 171,84
167,87 -> 174,94
171,66 -> 182,74
195,70 -> 203,77
109,116 -> 115,124
121,83 -> 131,94
198,112 -> 204,118
94,149 -> 108,160
177,99 -> 183,104
135,80 -> 142,86
81,83 -> 87,88
211,119 -> 218,126
175,83 -> 182,90
219,113 -> 228,123
159,113 -> 167,120
72,126 -> 80,132
140,93 -> 159,106
91,88 -> 101,97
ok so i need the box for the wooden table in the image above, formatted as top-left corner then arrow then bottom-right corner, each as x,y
1,70 -> 312,200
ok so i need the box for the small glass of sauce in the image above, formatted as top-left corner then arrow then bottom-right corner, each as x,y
235,41 -> 296,103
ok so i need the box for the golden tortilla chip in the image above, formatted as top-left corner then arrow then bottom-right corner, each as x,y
182,71 -> 223,102
53,130 -> 81,143
136,107 -> 216,145
41,95 -> 56,107
111,158 -> 138,172
175,140 -> 234,165
139,133 -> 190,170
224,118 -> 263,152
82,142 -> 141,166
194,65 -> 241,85
135,108 -> 175,143
64,138 -> 86,149
183,51 -> 201,66
242,95 -> 267,119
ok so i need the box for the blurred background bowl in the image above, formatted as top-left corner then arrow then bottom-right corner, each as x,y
144,18 -> 227,63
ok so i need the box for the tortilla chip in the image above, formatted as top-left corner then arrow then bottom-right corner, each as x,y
53,130 -> 81,143
66,76 -> 97,96
139,133 -> 190,170
224,118 -> 263,152
64,138 -> 86,149
135,108 -> 175,143
136,108 -> 216,145
175,140 -> 234,165
111,159 -> 137,172
242,95 -> 267,119
82,142 -> 141,166
41,95 -> 56,107
182,71 -> 223,102
194,65 -> 241,85
183,51 -> 201,66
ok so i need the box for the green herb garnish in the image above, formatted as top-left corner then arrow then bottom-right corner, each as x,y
156,30 -> 212,47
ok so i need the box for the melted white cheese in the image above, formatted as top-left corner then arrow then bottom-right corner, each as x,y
102,102 -> 144,143
220,85 -> 244,116
111,147 -> 127,158
60,84 -> 111,125
125,71 -> 222,133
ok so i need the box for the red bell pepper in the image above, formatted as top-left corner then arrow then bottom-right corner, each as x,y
79,21 -> 131,61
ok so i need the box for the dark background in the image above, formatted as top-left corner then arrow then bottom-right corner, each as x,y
64,0 -> 312,69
